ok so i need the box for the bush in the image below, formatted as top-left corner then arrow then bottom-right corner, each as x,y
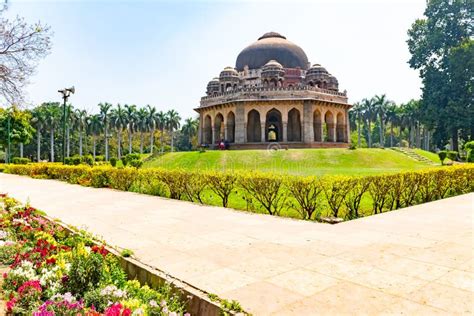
12,157 -> 30,165
438,151 -> 447,165
467,149 -> 474,163
285,176 -> 323,220
83,155 -> 94,166
447,150 -> 458,161
110,157 -> 118,167
95,155 -> 105,162
464,141 -> 474,151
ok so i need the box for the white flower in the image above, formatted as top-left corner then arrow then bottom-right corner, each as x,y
132,308 -> 144,315
0,230 -> 8,239
149,300 -> 158,308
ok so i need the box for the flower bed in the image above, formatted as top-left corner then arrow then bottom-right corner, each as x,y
0,195 -> 189,315
2,163 -> 473,221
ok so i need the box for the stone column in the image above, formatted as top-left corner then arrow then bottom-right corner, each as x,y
211,127 -> 216,145
197,114 -> 202,145
224,124 -> 228,141
235,104 -> 245,143
261,123 -> 266,143
303,101 -> 313,143
332,124 -> 337,142
345,109 -> 351,143
283,122 -> 288,142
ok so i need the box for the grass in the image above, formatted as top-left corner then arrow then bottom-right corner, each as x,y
412,148 -> 442,164
143,148 -> 438,176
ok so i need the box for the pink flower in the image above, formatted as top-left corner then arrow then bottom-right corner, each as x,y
6,297 -> 17,312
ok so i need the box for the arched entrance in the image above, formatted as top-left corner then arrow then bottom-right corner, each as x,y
203,115 -> 212,144
265,109 -> 282,142
227,111 -> 235,143
324,111 -> 335,142
247,110 -> 261,142
214,113 -> 224,142
287,108 -> 301,142
336,112 -> 345,142
313,110 -> 322,141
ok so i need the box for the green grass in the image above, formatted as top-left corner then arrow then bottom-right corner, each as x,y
143,148 -> 438,176
412,148 -> 442,164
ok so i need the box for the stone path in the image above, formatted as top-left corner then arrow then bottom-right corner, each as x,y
1,173 -> 473,315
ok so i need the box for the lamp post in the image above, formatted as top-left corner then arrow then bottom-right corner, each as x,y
58,86 -> 75,163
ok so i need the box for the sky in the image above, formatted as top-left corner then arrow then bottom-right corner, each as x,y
4,0 -> 427,119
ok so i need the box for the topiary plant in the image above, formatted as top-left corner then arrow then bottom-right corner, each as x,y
438,151 -> 447,165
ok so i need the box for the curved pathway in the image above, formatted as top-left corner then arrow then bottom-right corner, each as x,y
0,173 -> 472,315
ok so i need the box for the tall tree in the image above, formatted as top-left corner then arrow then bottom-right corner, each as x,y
0,105 -> 34,161
42,102 -> 60,162
0,8 -> 52,103
137,107 -> 149,154
124,104 -> 137,154
99,102 -> 112,160
146,105 -> 157,154
87,114 -> 102,160
31,105 -> 46,161
374,94 -> 390,147
407,0 -> 473,150
181,117 -> 198,150
75,109 -> 88,156
361,98 -> 375,148
110,104 -> 126,159
156,111 -> 167,154
166,110 -> 181,152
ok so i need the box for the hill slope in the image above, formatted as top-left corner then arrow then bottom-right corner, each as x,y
143,148 -> 438,176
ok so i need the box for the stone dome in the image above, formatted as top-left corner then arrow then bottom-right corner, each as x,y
219,66 -> 239,79
235,32 -> 309,71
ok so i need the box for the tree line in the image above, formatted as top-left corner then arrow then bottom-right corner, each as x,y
349,95 -> 431,150
0,103 -> 199,162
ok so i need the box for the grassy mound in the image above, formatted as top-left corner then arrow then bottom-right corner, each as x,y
143,148 -> 436,176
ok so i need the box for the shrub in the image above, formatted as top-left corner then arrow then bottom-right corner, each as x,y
83,155 -> 94,166
155,169 -> 188,200
464,141 -> 474,151
285,176 -> 323,220
110,157 -> 118,167
128,159 -> 143,168
321,176 -> 352,218
12,157 -> 30,165
438,151 -> 447,165
204,171 -> 238,207
183,171 -> 207,203
95,155 -> 105,162
239,172 -> 287,216
467,149 -> 474,163
343,177 -> 370,219
447,150 -> 458,162
368,175 -> 393,214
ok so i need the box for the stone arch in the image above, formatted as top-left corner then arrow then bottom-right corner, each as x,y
287,108 -> 302,142
247,110 -> 261,142
265,108 -> 283,142
324,110 -> 335,142
203,115 -> 212,144
313,110 -> 322,141
308,81 -> 315,87
227,111 -> 235,143
214,113 -> 224,142
270,78 -> 278,88
225,83 -> 232,91
336,112 -> 345,142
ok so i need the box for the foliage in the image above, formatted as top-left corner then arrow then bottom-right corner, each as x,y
109,157 -> 118,167
0,196 -> 188,315
0,106 -> 35,151
12,157 -> 31,164
438,151 -> 447,165
2,163 -> 473,222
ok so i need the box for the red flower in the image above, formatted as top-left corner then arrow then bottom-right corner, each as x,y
46,257 -> 56,265
122,308 -> 132,316
6,297 -> 16,312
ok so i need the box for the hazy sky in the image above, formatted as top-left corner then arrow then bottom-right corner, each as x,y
5,0 -> 426,119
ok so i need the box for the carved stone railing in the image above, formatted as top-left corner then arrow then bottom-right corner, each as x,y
199,86 -> 348,108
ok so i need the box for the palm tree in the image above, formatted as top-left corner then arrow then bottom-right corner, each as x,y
65,104 -> 75,158
156,111 -> 167,154
181,117 -> 198,149
146,105 -> 157,154
384,103 -> 399,147
110,104 -> 127,159
44,103 -> 61,162
87,114 -> 102,160
166,110 -> 181,152
99,102 -> 112,160
75,109 -> 88,156
137,107 -> 149,154
31,105 -> 46,162
351,102 -> 364,148
374,94 -> 391,148
361,98 -> 376,148
124,104 -> 137,154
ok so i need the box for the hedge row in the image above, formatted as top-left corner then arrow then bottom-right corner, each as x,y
2,163 -> 473,221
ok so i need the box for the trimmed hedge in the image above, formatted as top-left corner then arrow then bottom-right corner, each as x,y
2,163 -> 473,221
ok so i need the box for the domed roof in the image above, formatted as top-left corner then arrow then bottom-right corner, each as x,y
235,32 -> 309,71
263,60 -> 283,68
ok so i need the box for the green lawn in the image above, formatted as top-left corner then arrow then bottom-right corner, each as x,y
412,148 -> 442,164
143,148 -> 439,176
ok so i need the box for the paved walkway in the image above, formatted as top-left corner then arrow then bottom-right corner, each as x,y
1,173 -> 473,315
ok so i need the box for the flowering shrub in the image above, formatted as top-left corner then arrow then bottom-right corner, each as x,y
0,196 -> 188,315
